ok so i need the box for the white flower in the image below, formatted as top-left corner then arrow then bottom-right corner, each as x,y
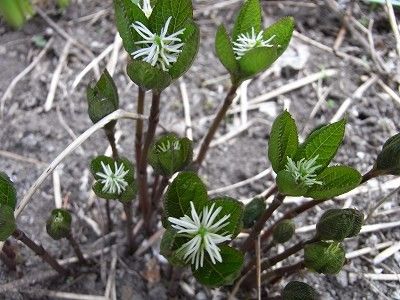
232,27 -> 276,59
285,156 -> 323,187
130,16 -> 185,71
157,140 -> 181,153
138,0 -> 152,18
96,161 -> 129,194
168,202 -> 232,270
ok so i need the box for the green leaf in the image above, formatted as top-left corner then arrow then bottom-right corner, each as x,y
127,60 -> 172,91
113,0 -> 149,54
276,170 -> 308,197
243,197 -> 265,228
268,111 -> 299,172
296,119 -> 346,171
0,172 -> 17,210
148,134 -> 193,177
192,245 -> 244,287
306,166 -> 362,200
263,16 -> 295,57
376,133 -> 400,175
160,229 -> 187,266
90,156 -> 136,202
164,172 -> 208,219
238,46 -> 278,79
215,25 -> 239,75
168,20 -> 199,80
87,69 -> 119,124
210,197 -> 244,238
149,0 -> 193,33
232,0 -> 262,40
0,204 -> 16,241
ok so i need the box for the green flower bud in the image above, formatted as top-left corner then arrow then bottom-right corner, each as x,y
273,219 -> 295,244
282,281 -> 317,300
304,241 -> 346,274
148,134 -> 193,177
242,197 -> 266,228
0,204 -> 16,241
46,209 -> 72,240
316,209 -> 363,241
375,133 -> 400,175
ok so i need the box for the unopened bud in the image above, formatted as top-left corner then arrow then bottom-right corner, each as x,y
46,209 -> 72,240
304,241 -> 346,274
273,220 -> 295,244
282,281 -> 317,300
316,208 -> 363,241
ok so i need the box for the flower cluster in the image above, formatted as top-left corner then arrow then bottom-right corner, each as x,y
168,202 -> 232,270
232,27 -> 276,59
96,161 -> 129,194
285,156 -> 322,187
131,16 -> 186,71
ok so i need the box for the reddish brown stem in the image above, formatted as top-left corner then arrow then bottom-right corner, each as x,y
241,193 -> 285,252
123,202 -> 135,254
12,229 -> 68,275
138,92 -> 161,232
135,87 -> 145,167
262,261 -> 305,284
66,232 -> 87,265
193,85 -> 239,169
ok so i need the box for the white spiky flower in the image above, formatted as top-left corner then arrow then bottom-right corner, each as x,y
96,161 -> 129,194
138,0 -> 152,18
157,140 -> 181,153
168,201 -> 232,270
232,27 -> 276,59
130,16 -> 185,71
285,156 -> 323,187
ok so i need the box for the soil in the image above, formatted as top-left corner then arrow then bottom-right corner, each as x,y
0,0 -> 399,299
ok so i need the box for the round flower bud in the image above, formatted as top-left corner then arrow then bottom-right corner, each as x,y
304,241 -> 346,274
148,134 -> 193,177
46,209 -> 72,240
316,208 -> 363,241
243,197 -> 265,228
282,281 -> 317,300
0,204 -> 16,241
376,133 -> 400,175
273,220 -> 295,244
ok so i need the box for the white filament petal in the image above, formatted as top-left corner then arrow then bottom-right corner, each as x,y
168,201 -> 233,270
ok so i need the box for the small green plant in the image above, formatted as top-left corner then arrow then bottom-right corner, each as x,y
0,0 -> 399,297
0,0 -> 70,29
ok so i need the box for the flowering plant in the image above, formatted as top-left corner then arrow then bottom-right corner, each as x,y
0,0 -> 399,298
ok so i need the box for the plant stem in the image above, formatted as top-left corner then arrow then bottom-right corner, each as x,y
193,84 -> 238,169
135,88 -> 145,166
241,193 -> 286,252
104,201 -> 113,233
12,229 -> 68,275
66,232 -> 87,265
138,92 -> 161,232
123,202 -> 135,254
104,126 -> 119,233
153,176 -> 169,204
0,250 -> 16,271
261,261 -> 305,284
